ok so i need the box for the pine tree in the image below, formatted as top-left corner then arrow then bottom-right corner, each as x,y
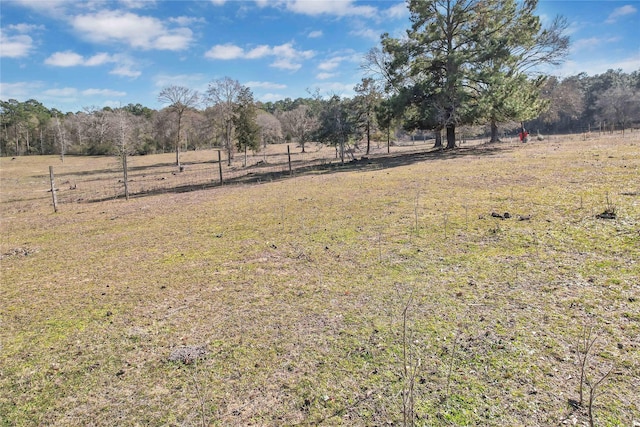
473,0 -> 569,141
353,78 -> 382,155
381,0 -> 568,148
233,86 -> 260,155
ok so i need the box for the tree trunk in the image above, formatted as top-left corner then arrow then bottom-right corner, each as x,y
387,125 -> 391,154
489,121 -> 500,143
176,114 -> 181,168
446,125 -> 456,149
226,123 -> 233,166
366,120 -> 371,155
123,152 -> 129,201
433,128 -> 442,149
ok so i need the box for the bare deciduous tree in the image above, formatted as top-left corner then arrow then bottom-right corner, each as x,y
112,109 -> 135,200
278,104 -> 318,153
595,84 -> 640,135
53,112 -> 67,163
81,106 -> 113,154
256,110 -> 282,148
158,85 -> 200,169
206,77 -> 243,165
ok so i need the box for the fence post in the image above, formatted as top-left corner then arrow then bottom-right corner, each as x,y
217,150 -> 223,185
287,145 -> 292,175
49,166 -> 58,213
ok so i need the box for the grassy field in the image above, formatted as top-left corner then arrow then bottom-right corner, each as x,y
1,135 -> 638,426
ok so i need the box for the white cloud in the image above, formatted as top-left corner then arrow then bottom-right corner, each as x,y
0,23 -> 42,58
84,52 -> 113,66
316,72 -> 337,80
205,42 -> 315,71
44,51 -> 85,66
211,0 -> 226,4
10,0 -> 76,17
152,74 -> 208,92
154,28 -> 194,50
44,51 -> 142,78
205,43 -> 245,59
271,58 -> 301,71
259,92 -> 286,102
308,30 -> 323,38
551,53 -> 640,77
82,88 -> 127,97
6,23 -> 46,33
0,81 -> 45,100
572,37 -> 620,52
385,2 -> 408,19
110,65 -> 142,78
318,57 -> 343,71
245,81 -> 287,89
119,0 -> 157,8
283,0 -> 376,17
25,87 -> 127,103
71,10 -> 193,50
272,42 -> 314,59
349,27 -> 379,41
168,16 -> 207,26
246,45 -> 272,59
605,5 -> 637,23
43,87 -> 78,97
316,50 -> 360,74
0,32 -> 34,58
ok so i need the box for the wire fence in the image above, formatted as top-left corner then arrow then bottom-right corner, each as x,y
49,141 -> 419,205
4,129 -> 637,213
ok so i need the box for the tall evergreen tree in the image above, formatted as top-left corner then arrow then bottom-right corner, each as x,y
353,77 -> 382,155
232,86 -> 260,155
381,0 -> 568,148
474,0 -> 569,141
315,95 -> 354,163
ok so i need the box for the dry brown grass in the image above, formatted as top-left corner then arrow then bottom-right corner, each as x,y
1,134 -> 638,426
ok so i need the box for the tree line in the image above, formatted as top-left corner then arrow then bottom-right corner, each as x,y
4,67 -> 637,160
2,0 -> 639,161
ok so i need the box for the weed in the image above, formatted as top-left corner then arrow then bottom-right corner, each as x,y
400,288 -> 419,427
596,193 -> 617,219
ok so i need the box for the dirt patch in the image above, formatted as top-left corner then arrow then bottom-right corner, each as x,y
1,246 -> 38,259
168,346 -> 207,364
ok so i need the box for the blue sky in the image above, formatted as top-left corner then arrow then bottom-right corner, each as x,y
1,0 -> 638,113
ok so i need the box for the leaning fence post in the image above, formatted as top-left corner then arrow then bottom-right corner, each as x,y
217,150 -> 223,185
287,145 -> 292,175
49,166 -> 58,213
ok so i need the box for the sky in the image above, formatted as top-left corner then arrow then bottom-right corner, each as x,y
1,0 -> 639,113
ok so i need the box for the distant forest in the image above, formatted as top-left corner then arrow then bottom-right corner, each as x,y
1,69 -> 639,158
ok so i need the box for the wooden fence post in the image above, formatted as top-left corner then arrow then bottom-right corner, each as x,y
49,166 -> 58,213
218,150 -> 223,184
287,145 -> 292,175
